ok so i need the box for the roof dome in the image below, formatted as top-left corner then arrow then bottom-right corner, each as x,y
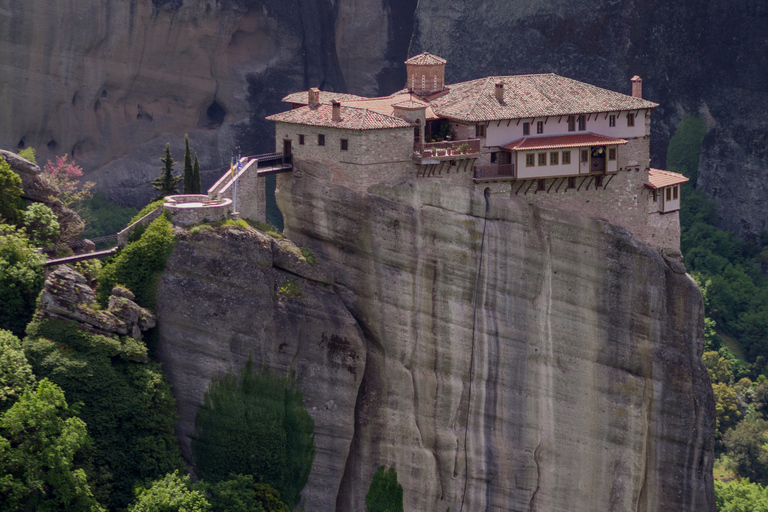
404,52 -> 447,66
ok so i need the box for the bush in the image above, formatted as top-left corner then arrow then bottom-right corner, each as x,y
0,157 -> 23,225
715,479 -> 768,511
129,471 -> 210,512
22,202 -> 60,247
192,360 -> 314,509
128,198 -> 168,227
97,214 -> 176,311
365,466 -> 404,512
0,224 -> 45,337
0,329 -> 35,413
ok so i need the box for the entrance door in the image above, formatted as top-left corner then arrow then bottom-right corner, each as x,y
283,139 -> 292,156
591,147 -> 606,172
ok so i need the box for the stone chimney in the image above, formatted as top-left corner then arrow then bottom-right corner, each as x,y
332,100 -> 341,121
495,81 -> 504,102
309,87 -> 320,108
631,76 -> 643,99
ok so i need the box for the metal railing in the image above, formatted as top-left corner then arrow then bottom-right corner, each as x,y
414,139 -> 481,159
475,164 -> 515,179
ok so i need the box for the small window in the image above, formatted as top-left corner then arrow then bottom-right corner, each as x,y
340,139 -> 348,151
567,116 -> 575,132
609,115 -> 616,127
434,76 -> 437,89
608,148 -> 616,160
666,187 -> 672,201
578,115 -> 586,131
673,186 -> 679,200
568,177 -> 575,189
422,75 -> 425,89
523,122 -> 530,136
581,149 -> 588,162
526,154 -> 535,167
476,124 -> 486,137
550,152 -> 558,165
298,134 -> 305,145
538,153 -> 547,166
537,179 -> 546,191
562,151 -> 571,164
537,121 -> 544,134
318,134 -> 325,146
490,152 -> 498,164
627,113 -> 635,127
653,190 -> 657,202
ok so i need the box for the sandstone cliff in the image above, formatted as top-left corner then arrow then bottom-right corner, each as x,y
156,179 -> 715,511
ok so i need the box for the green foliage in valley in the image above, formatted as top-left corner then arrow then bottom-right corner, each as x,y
80,191 -> 139,240
716,479 -> 768,511
128,471 -> 210,512
24,318 -> 184,510
0,157 -> 23,225
205,474 -> 267,512
0,224 -> 45,337
0,330 -> 35,414
97,214 -> 176,311
192,360 -> 314,510
365,465 -> 404,512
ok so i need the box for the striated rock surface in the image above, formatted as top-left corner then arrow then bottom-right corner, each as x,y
157,178 -> 714,511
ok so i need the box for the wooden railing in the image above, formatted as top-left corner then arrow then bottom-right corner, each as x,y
414,139 -> 481,159
475,164 -> 515,179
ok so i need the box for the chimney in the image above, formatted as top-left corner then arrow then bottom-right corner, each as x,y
495,81 -> 504,102
631,76 -> 642,99
332,100 -> 341,122
308,87 -> 320,108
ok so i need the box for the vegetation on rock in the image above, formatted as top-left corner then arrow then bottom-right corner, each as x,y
152,144 -> 182,200
128,471 -> 210,512
365,465 -> 404,512
0,224 -> 45,337
0,330 -> 35,413
0,157 -> 23,225
22,202 -> 60,247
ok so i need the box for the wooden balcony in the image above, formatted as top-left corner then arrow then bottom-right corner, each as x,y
475,164 -> 515,180
414,139 -> 481,161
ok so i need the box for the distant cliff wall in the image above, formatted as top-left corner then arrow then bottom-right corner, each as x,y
156,176 -> 715,511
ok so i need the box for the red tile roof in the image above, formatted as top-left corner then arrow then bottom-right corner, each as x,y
343,94 -> 439,120
502,133 -> 628,151
646,168 -> 689,189
405,53 -> 447,66
281,90 -> 368,105
266,104 -> 413,130
430,74 -> 659,122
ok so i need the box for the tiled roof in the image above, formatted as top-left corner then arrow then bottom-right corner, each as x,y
266,104 -> 413,130
646,168 -> 689,189
502,133 -> 628,151
430,74 -> 659,122
281,90 -> 368,105
405,53 -> 447,66
343,93 -> 439,120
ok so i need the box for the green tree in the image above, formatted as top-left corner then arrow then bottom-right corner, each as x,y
365,465 -> 403,512
0,330 -> 35,413
129,471 -> 210,512
206,474 -> 267,512
724,419 -> 768,484
192,153 -> 201,194
252,483 -> 290,512
715,478 -> 768,511
22,202 -> 60,247
17,147 -> 37,164
182,135 -> 194,194
0,224 -> 45,337
192,360 -> 315,509
151,144 -> 182,200
0,379 -> 105,512
704,350 -> 735,385
0,158 -> 23,225
713,382 -> 741,441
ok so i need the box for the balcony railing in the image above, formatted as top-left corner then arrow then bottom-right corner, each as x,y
414,139 -> 481,159
475,164 -> 515,180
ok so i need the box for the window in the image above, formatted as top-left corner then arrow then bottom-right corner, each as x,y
568,177 -> 575,189
537,121 -> 544,134
318,134 -> 325,146
550,152 -> 559,165
627,113 -> 635,127
538,153 -> 547,166
523,122 -> 530,136
609,115 -> 616,127
578,115 -> 586,131
673,186 -> 679,200
653,190 -> 657,202
412,75 -> 415,89
476,124 -> 486,137
608,148 -> 616,160
340,139 -> 348,151
422,75 -> 425,89
666,187 -> 672,201
537,179 -> 546,191
299,134 -> 305,145
562,151 -> 571,164
581,149 -> 588,162
526,154 -> 535,167
490,152 -> 498,164
567,116 -> 575,132
434,76 -> 437,89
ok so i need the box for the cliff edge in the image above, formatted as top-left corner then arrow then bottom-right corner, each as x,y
156,177 -> 714,511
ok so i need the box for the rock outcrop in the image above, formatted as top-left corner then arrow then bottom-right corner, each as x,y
39,265 -> 155,345
156,179 -> 715,511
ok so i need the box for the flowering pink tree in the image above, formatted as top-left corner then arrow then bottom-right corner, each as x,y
42,156 -> 94,208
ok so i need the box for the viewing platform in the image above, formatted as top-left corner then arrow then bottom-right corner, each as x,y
414,139 -> 481,163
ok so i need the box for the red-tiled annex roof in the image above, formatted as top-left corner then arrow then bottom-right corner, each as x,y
646,168 -> 689,189
502,133 -> 628,151
266,104 -> 413,130
405,52 -> 447,66
281,90 -> 368,105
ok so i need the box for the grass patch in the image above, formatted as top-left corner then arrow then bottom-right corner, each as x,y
245,219 -> 284,240
300,247 -> 317,266
277,280 -> 302,298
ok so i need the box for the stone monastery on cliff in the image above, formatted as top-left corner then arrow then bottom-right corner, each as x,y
263,53 -> 688,254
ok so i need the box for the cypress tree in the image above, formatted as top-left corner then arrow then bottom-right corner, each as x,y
192,153 -> 201,194
182,134 -> 193,194
151,143 -> 182,199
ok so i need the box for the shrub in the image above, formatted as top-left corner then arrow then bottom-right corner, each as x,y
128,198 -> 168,227
0,158 -> 23,225
42,155 -> 94,208
277,280 -> 302,298
192,360 -> 315,509
0,329 -> 35,413
129,471 -> 209,512
0,224 -> 45,337
715,479 -> 768,511
300,247 -> 317,266
365,466 -> 404,512
22,202 -> 60,247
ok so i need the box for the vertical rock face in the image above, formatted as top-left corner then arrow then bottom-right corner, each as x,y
274,176 -> 714,511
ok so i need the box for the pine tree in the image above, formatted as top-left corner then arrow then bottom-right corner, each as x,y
182,134 -> 193,194
151,143 -> 182,199
192,153 -> 201,194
